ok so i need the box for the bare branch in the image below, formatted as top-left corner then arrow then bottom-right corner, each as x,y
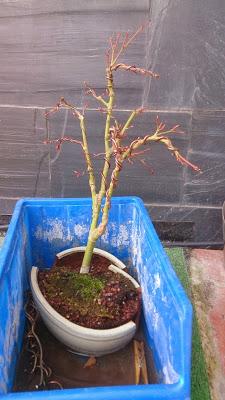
112,63 -> 159,78
155,115 -> 184,135
84,82 -> 108,107
122,126 -> 200,172
74,169 -> 86,178
139,159 -> 154,175
44,136 -> 83,151
59,97 -> 84,119
129,148 -> 151,158
45,97 -> 83,120
155,136 -> 201,171
45,98 -> 97,203
119,107 -> 145,139
109,32 -> 122,64
109,24 -> 146,66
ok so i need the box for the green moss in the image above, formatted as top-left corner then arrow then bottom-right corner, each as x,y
50,270 -> 105,301
43,269 -> 110,319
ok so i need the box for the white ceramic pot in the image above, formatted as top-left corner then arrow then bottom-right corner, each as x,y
30,247 -> 140,356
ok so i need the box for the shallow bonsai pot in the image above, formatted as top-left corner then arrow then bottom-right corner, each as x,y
30,247 -> 140,356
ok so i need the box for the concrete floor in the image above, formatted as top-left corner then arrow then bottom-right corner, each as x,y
189,249 -> 225,400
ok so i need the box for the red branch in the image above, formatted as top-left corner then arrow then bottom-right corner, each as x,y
174,153 -> 200,171
44,137 -> 83,151
155,115 -> 184,135
84,83 -> 105,98
107,24 -> 147,68
112,63 -> 159,78
139,159 -> 154,175
45,97 -> 83,120
74,169 -> 86,178
155,135 -> 201,172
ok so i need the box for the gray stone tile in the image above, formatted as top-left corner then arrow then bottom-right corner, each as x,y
183,153 -> 225,206
0,107 -> 50,204
145,0 -> 225,109
0,10 -> 147,108
0,0 -> 149,16
192,110 -> 225,134
182,110 -> 225,206
148,204 -> 223,246
0,1 -> 224,246
0,198 -> 20,215
0,171 -> 49,197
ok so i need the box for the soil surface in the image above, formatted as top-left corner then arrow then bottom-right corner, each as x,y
38,252 -> 141,329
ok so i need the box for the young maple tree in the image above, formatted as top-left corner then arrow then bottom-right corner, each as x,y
45,25 -> 200,273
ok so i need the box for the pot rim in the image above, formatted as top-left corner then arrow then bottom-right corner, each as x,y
30,247 -> 140,338
56,246 -> 127,270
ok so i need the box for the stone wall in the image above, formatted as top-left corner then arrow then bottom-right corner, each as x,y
0,0 -> 224,245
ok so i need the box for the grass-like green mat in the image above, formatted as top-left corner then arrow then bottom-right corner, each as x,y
166,248 -> 211,400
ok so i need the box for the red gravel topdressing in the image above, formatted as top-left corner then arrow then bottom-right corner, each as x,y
38,252 -> 140,329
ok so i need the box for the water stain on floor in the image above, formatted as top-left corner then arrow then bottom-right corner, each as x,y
13,313 -> 157,392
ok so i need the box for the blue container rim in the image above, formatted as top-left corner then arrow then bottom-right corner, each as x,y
2,382 -> 187,400
0,196 -> 192,399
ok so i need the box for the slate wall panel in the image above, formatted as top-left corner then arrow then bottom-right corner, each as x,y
183,154 -> 225,207
149,205 -> 223,245
0,5 -> 147,108
0,107 -> 50,205
182,110 -> 225,207
0,0 -> 224,246
145,0 -> 225,109
0,0 -> 149,16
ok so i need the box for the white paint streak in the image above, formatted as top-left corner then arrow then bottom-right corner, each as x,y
154,272 -> 161,290
74,224 -> 89,238
102,223 -> 130,248
35,220 -> 63,241
117,225 -> 129,246
163,360 -> 179,384
0,356 -> 3,367
35,219 -> 74,242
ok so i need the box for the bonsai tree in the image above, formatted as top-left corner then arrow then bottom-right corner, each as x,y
45,25 -> 199,274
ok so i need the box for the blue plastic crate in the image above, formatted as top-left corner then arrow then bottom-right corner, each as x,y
0,197 -> 192,399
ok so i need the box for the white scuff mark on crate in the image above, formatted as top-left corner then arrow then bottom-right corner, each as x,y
1,294 -> 23,394
161,292 -> 168,303
100,223 -> 115,243
116,224 -> 129,246
154,272 -> 161,290
101,223 -> 114,243
137,258 -> 179,385
140,264 -> 160,329
0,355 -> 3,368
102,223 -> 130,248
35,219 -> 73,242
74,224 -> 89,238
162,360 -> 179,384
35,220 -> 63,241
0,377 -> 7,394
152,307 -> 160,329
